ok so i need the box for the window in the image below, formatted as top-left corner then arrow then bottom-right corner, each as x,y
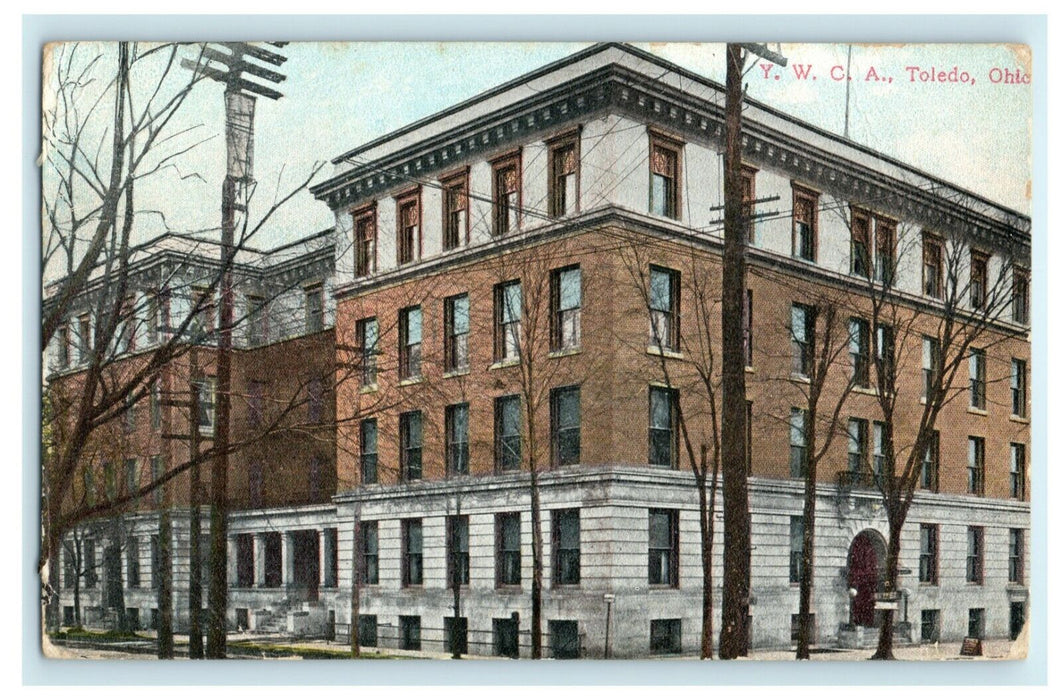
445,403 -> 469,476
966,526 -> 984,584
923,234 -> 943,299
551,385 -> 581,467
875,323 -> 894,388
921,429 -> 938,490
922,336 -> 940,400
196,377 -> 216,436
444,617 -> 469,656
124,458 -> 138,499
1012,268 -> 1029,324
649,266 -> 680,351
360,521 -> 378,585
741,166 -> 757,243
399,411 -> 423,481
789,408 -> 807,478
401,519 -> 423,586
56,324 -> 70,369
968,608 -> 985,639
789,515 -> 805,584
307,377 -> 324,423
444,294 -> 470,373
1011,359 -> 1027,417
249,462 -> 263,508
442,171 -> 469,250
150,380 -> 162,432
155,288 -> 171,342
921,610 -> 940,643
872,421 -> 888,477
396,190 -> 420,266
1009,529 -> 1024,584
650,619 -> 682,655
550,620 -> 580,659
648,508 -> 678,586
553,509 -> 580,585
191,286 -> 215,339
492,152 -> 521,235
495,395 -> 521,471
792,186 -> 818,262
875,218 -> 895,284
358,615 -> 377,647
551,265 -> 582,351
970,251 -> 988,310
743,289 -> 754,367
78,313 -> 91,363
354,206 -> 376,277
493,617 -> 520,658
150,455 -> 163,506
126,536 -> 140,588
264,533 -> 282,587
847,418 -> 868,477
968,436 -> 985,495
496,512 -> 521,586
969,348 -> 986,410
549,135 -> 579,217
649,386 -> 677,468
235,534 -> 254,587
246,294 -> 266,346
919,524 -> 938,585
104,462 -> 116,500
649,135 -> 680,219
494,280 -> 521,361
1010,443 -> 1026,499
851,209 -> 871,277
791,303 -> 814,376
123,398 -> 136,433
399,615 -> 421,651
359,418 -> 378,485
447,515 -> 469,587
849,318 -> 870,388
356,317 -> 378,387
398,306 -> 422,380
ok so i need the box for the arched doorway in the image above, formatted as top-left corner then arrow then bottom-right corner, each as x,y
847,530 -> 886,627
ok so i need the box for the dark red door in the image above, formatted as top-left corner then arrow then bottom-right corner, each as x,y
848,533 -> 878,626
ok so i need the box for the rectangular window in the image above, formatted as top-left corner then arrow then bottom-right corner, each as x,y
1010,443 -> 1026,499
649,136 -> 680,219
493,617 -> 520,658
235,533 -> 254,587
396,191 -> 420,266
360,521 -> 378,585
851,209 -> 871,277
550,620 -> 580,659
442,171 -> 469,250
359,418 -> 378,485
919,524 -> 938,585
875,218 -> 895,284
923,234 -> 943,299
496,512 -> 521,586
789,515 -> 805,584
922,336 -> 940,400
494,280 -> 521,361
444,293 -> 470,373
1009,528 -> 1024,584
356,317 -> 378,387
551,385 -> 581,467
447,515 -> 470,587
741,166 -> 757,244
399,411 -> 423,481
104,462 -> 116,501
743,289 -> 754,367
57,324 -> 70,369
968,436 -> 985,495
549,136 -> 579,218
970,251 -> 988,310
876,323 -> 895,388
492,152 -> 521,236
77,313 -> 91,363
649,386 -> 677,468
358,615 -> 377,647
969,348 -> 986,410
126,536 -> 140,588
399,615 -> 421,651
872,421 -> 888,478
150,455 -> 163,506
495,395 -> 521,471
1011,359 -> 1027,417
553,509 -> 580,586
401,519 -> 423,586
648,508 -> 678,586
399,306 -> 422,380
445,403 -> 470,476
444,617 -> 469,656
124,458 -> 138,499
304,284 -> 324,334
849,318 -> 870,388
649,619 -> 682,655
264,533 -> 282,587
921,610 -> 940,643
792,186 -> 818,262
354,207 -> 376,278
847,418 -> 868,477
123,398 -> 136,433
967,526 -> 984,584
197,377 -> 216,436
1012,268 -> 1029,324
551,265 -> 582,351
968,608 -> 985,639
192,286 -> 215,339
791,303 -> 814,376
790,408 -> 807,478
649,266 -> 680,351
246,294 -> 266,346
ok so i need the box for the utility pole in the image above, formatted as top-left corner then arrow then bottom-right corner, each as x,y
719,42 -> 786,660
183,42 -> 287,659
187,347 -> 203,659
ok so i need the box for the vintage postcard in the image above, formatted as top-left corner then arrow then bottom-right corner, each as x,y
39,41 -> 1031,662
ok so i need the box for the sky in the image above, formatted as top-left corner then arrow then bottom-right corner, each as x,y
42,41 -> 1032,253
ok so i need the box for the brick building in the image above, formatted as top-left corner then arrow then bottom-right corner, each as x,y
50,43 -> 1030,657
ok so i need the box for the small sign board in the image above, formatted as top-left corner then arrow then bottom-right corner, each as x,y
875,601 -> 899,611
875,591 -> 900,602
960,637 -> 983,657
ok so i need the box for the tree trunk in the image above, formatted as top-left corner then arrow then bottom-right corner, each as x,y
349,506 -> 361,658
157,507 -> 174,659
73,537 -> 82,627
45,528 -> 61,634
188,353 -> 204,659
871,515 -> 903,660
450,498 -> 463,660
530,464 -> 543,660
719,42 -> 751,660
697,444 -> 714,660
796,439 -> 818,659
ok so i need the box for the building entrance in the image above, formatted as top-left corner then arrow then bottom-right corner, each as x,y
847,530 -> 885,627
292,530 -> 320,601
